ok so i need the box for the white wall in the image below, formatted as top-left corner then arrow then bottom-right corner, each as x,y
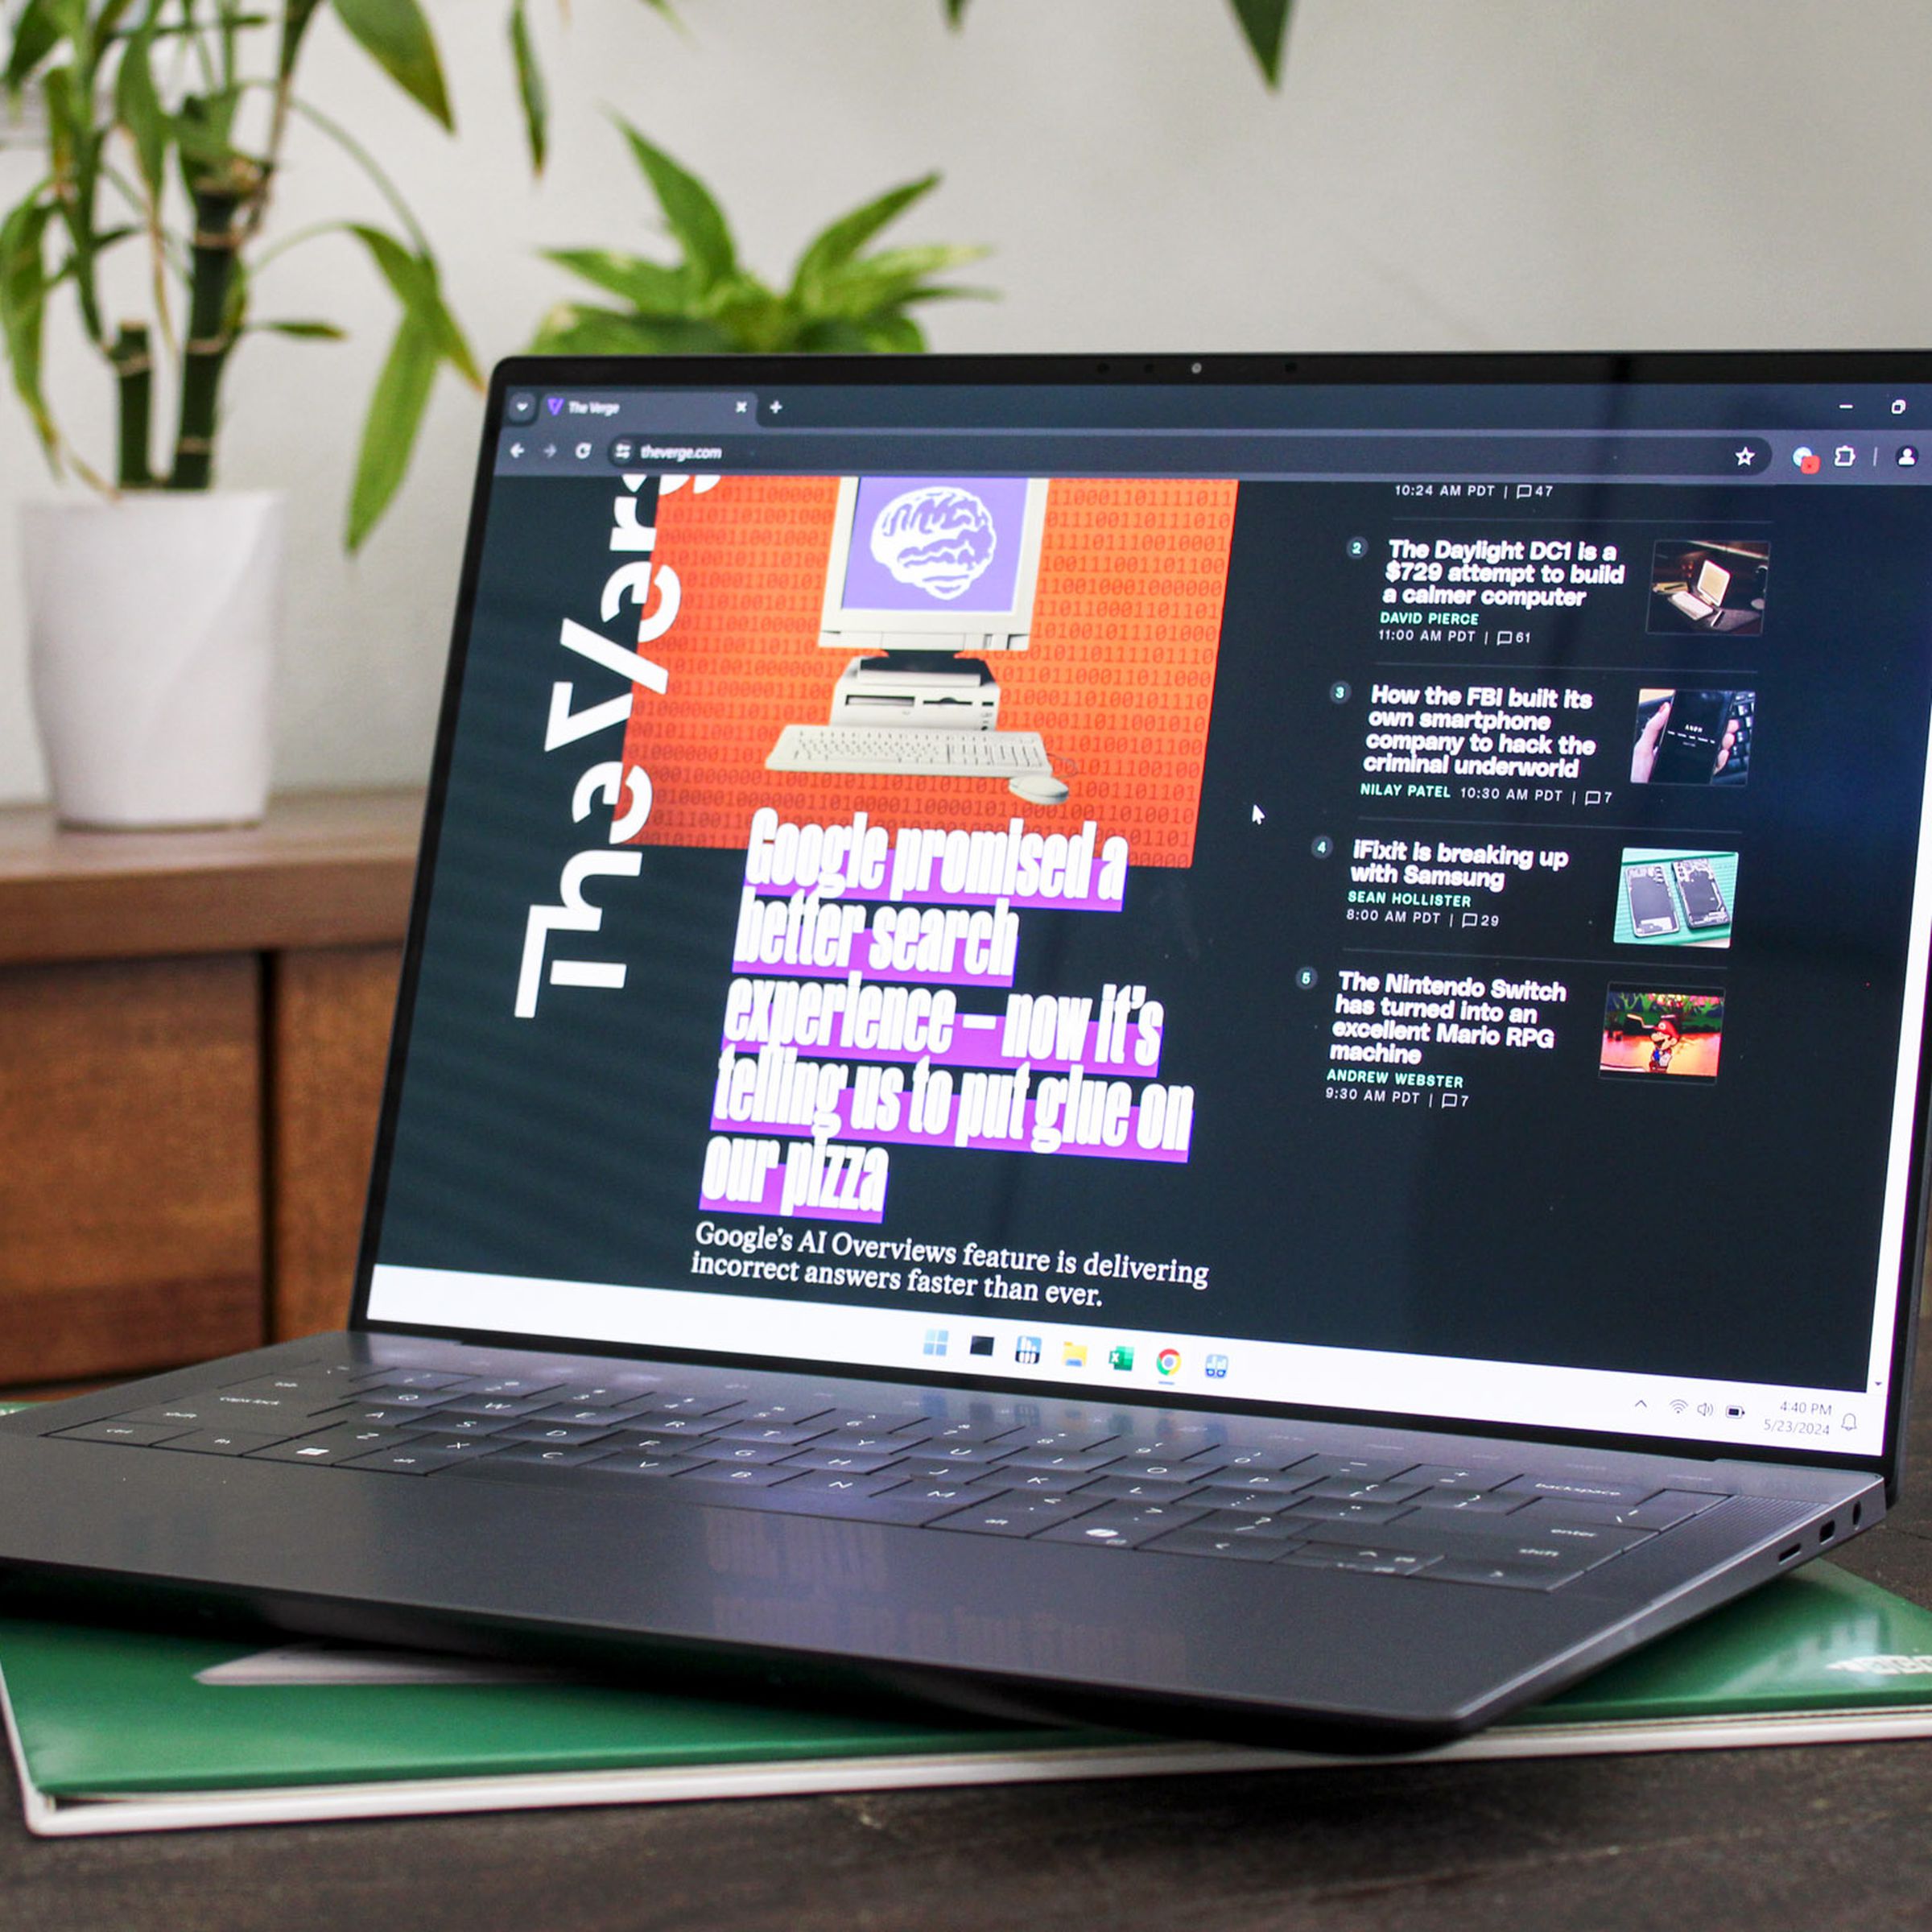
2,0 -> 1927,804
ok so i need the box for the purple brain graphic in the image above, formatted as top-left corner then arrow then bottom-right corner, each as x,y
868,485 -> 997,601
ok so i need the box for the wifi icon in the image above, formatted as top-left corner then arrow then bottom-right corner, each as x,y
1669,1398 -> 1690,1415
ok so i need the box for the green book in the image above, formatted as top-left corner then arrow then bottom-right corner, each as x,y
7,1562 -> 1932,1835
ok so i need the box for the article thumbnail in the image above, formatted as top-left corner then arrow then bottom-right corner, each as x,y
1631,687 -> 1753,786
1646,538 -> 1769,636
1600,989 -> 1725,1080
1616,848 -> 1737,950
611,473 -> 1236,869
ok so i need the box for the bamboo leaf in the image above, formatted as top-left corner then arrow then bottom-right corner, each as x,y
330,0 -> 452,129
4,1 -> 60,90
279,0 -> 327,80
112,16 -> 167,196
347,222 -> 480,385
1228,0 -> 1293,85
942,0 -> 968,24
345,314 -> 436,551
613,118 -> 735,287
508,0 -> 546,173
540,247 -> 692,314
0,194 -> 57,457
791,173 -> 937,296
253,317 -> 347,339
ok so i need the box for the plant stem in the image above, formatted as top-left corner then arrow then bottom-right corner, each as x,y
168,183 -> 243,490
109,323 -> 154,489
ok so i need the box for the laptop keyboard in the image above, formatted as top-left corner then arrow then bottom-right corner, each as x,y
49,1360 -> 1735,1593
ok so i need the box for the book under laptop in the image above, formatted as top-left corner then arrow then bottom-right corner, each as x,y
0,352 -> 1926,1750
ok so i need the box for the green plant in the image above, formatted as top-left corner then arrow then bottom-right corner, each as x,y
943,0 -> 1295,86
530,121 -> 990,357
0,1 -> 481,548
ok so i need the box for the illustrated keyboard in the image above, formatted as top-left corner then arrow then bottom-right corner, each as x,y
49,1360 -> 1736,1592
766,724 -> 1051,774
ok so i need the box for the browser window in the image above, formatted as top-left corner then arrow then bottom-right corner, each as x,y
365,371 -> 1932,1459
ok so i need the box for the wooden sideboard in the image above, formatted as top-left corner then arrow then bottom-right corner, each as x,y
0,789 -> 423,1393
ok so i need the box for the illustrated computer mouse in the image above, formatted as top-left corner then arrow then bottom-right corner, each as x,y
1008,772 -> 1071,807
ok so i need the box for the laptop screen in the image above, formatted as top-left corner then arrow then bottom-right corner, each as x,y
363,359 -> 1932,1460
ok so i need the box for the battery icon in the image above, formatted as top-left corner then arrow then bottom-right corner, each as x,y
1726,1405 -> 1745,1418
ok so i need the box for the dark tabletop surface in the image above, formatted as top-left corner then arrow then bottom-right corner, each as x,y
6,1326 -> 1932,1932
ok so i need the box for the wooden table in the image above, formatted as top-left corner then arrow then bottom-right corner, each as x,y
1,1319 -> 1928,1930
0,791 -> 420,1390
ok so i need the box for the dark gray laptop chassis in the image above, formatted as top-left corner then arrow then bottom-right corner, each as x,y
0,1331 -> 1880,1749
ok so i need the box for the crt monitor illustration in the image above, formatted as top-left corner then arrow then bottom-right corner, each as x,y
767,477 -> 1060,799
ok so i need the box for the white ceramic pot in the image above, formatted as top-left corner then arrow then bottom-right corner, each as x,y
23,490 -> 283,828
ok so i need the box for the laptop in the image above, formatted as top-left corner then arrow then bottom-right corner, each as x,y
0,352 -> 1924,1751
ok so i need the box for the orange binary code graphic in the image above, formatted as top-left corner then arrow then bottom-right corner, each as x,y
619,475 -> 1236,866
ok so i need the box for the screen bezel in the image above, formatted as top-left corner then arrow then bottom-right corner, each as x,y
353,349 -> 1932,1496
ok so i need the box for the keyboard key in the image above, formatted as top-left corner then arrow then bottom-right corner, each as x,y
1003,1449 -> 1121,1476
1144,1528 -> 1292,1561
1406,1492 -> 1530,1517
249,1425 -> 424,1463
784,1447 -> 902,1474
681,1483 -> 974,1526
1406,1465 -> 1515,1492
922,1418 -> 1022,1444
1216,1488 -> 1318,1515
630,1414 -> 731,1438
1291,1456 -> 1413,1484
1197,1468 -> 1315,1495
704,1441 -> 803,1467
1080,1476 -> 1208,1505
774,1469 -> 907,1498
50,1421 -> 191,1447
1283,1543 -> 1439,1576
673,1463 -> 806,1492
1003,1468 -> 1102,1493
528,1404 -> 653,1428
112,1402 -> 233,1428
883,1480 -> 1013,1511
1280,1497 -> 1411,1526
1217,1447 -> 1316,1474
434,1396 -> 557,1421
1034,1503 -> 1208,1549
1109,1444 -> 1232,1473
489,1440 -> 627,1468
338,1446 -> 479,1475
1501,1476 -> 1651,1505
930,1494 -> 1104,1537
1005,1429 -> 1121,1455
155,1429 -> 294,1457
709,1422 -> 837,1447
418,1413 -> 512,1438
1307,1478 -> 1432,1504
1193,1509 -> 1308,1540
1621,1490 -> 1729,1530
1423,1558 -> 1586,1591
309,1402 -> 456,1430
497,1422 -> 620,1447
353,1370 -> 470,1392
636,1393 -> 746,1419
580,1452 -> 712,1477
